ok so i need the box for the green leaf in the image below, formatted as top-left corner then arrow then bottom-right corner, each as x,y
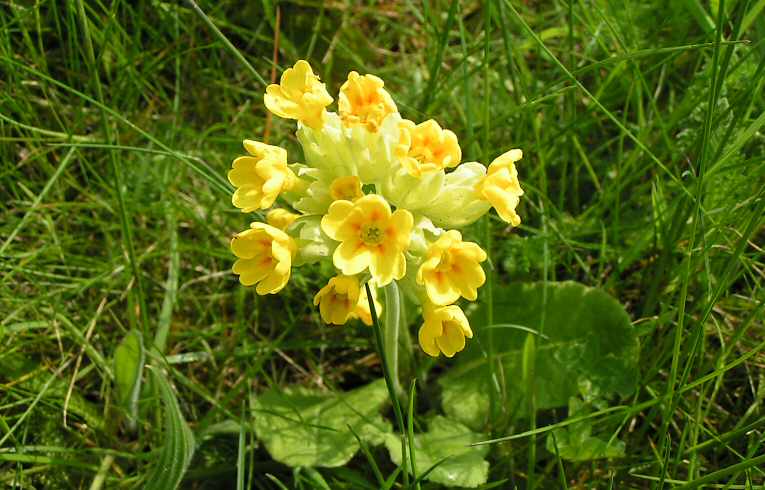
385,416 -> 489,488
144,368 -> 196,490
253,379 -> 391,468
545,395 -> 626,461
113,330 -> 144,427
441,281 -> 639,430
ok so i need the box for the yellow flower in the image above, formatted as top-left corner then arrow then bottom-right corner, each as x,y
313,275 -> 361,325
397,119 -> 461,177
329,175 -> 364,202
231,222 -> 296,295
351,283 -> 382,326
338,71 -> 397,131
418,304 -> 473,357
264,60 -> 333,129
417,230 -> 487,306
266,208 -> 299,230
321,194 -> 413,286
228,140 -> 298,212
475,149 -> 524,226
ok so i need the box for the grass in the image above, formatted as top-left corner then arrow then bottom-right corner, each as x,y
1,0 -> 764,488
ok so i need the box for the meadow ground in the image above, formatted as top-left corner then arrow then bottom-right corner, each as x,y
1,1 -> 764,488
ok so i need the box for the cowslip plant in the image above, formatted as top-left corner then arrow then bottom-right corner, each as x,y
228,59 -> 524,358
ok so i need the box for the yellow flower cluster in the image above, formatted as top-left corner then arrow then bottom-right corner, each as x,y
228,60 -> 524,358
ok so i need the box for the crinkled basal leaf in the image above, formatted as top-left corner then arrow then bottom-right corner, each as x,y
113,330 -> 144,427
144,368 -> 196,490
385,416 -> 489,488
441,281 -> 639,430
546,396 -> 625,461
253,379 -> 390,468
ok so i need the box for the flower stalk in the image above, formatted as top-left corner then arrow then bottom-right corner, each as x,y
366,282 -> 409,487
383,281 -> 402,395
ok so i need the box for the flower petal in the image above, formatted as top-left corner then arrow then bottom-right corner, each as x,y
333,239 -> 370,276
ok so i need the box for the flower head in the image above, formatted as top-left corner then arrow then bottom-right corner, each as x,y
231,222 -> 296,295
266,208 -> 299,230
313,275 -> 361,325
229,63 -> 526,359
228,140 -> 298,212
397,119 -> 461,177
338,72 -> 397,131
418,304 -> 473,357
417,230 -> 487,306
264,60 -> 333,129
321,194 -> 413,286
330,175 -> 364,202
476,149 -> 524,226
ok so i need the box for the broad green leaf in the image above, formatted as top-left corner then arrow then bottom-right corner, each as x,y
253,379 -> 390,468
546,396 -> 625,461
113,329 -> 144,426
441,281 -> 639,430
144,368 -> 196,490
384,416 -> 489,488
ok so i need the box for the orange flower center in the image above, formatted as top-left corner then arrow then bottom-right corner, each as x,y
435,251 -> 456,272
361,224 -> 384,245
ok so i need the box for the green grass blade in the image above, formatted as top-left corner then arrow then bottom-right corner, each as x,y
184,0 -> 267,86
0,147 -> 75,256
75,0 -> 150,335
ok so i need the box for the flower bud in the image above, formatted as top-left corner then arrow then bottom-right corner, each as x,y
266,208 -> 299,230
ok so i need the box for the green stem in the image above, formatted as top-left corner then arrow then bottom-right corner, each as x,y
482,0 -> 498,437
383,282 -> 402,395
366,282 -> 409,488
407,380 -> 419,488
523,333 -> 537,490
